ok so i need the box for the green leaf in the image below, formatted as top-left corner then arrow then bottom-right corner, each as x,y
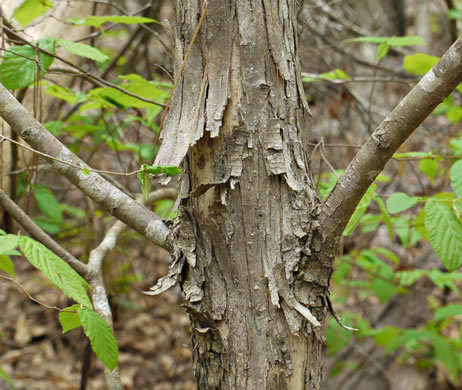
70,15 -> 160,28
19,236 -> 92,307
326,316 -> 353,356
372,266 -> 396,303
393,151 -> 430,158
396,269 -> 425,287
0,255 -> 16,278
142,164 -> 181,176
0,367 -> 14,389
137,172 -> 151,202
343,183 -> 377,236
425,201 -> 462,271
59,304 -> 82,333
78,308 -> 119,371
450,160 -> 462,197
45,84 -> 80,104
433,335 -> 459,382
0,235 -> 19,255
0,37 -> 55,90
376,41 -> 390,61
302,69 -> 350,83
403,53 -> 439,75
348,35 -> 425,47
0,256 -> 15,277
433,304 -> 462,322
386,192 -> 419,214
57,39 -> 109,63
387,36 -> 426,47
81,168 -> 91,176
419,159 -> 438,183
374,195 -> 393,242
34,184 -> 63,224
446,106 -> 462,124
13,0 -> 54,28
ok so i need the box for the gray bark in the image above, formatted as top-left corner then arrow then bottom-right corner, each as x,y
155,1 -> 327,388
153,0 -> 462,388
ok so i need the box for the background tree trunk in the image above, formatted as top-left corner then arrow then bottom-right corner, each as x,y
155,1 -> 332,388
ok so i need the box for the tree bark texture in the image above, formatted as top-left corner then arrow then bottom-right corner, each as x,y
154,1 -> 331,388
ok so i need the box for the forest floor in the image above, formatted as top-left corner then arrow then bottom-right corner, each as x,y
0,238 -> 195,390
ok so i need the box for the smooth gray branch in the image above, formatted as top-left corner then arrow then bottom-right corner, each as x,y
0,83 -> 172,252
322,34 -> 462,237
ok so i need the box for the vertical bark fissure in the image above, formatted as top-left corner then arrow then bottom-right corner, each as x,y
156,1 -> 334,388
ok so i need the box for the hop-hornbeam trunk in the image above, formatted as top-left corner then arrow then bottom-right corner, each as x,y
153,1 -> 337,388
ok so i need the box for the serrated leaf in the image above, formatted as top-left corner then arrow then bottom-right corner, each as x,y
70,15 -> 160,28
19,236 -> 92,307
57,39 -> 109,63
0,367 -> 14,389
13,0 -> 53,28
403,53 -> 439,75
425,201 -> 462,271
34,184 -> 63,224
419,159 -> 438,183
450,160 -> 462,197
386,192 -> 419,214
343,183 -> 377,236
59,304 -> 82,333
78,308 -> 118,371
0,37 -> 55,90
374,195 -> 393,242
0,256 -> 15,277
433,304 -> 462,322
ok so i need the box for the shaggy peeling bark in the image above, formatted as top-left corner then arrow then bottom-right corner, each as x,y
150,1 -> 462,388
151,1 -> 327,388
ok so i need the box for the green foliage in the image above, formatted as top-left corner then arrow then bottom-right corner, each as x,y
386,192 -> 419,214
0,37 -> 55,89
34,184 -> 63,232
348,35 -> 425,61
57,39 -> 109,63
19,236 -> 92,306
0,255 -> 15,277
13,0 -> 54,28
343,183 -> 377,236
0,367 -> 14,389
425,201 -> 462,271
403,53 -> 439,75
78,307 -> 119,371
302,69 -> 350,83
59,304 -> 82,333
450,160 -> 462,197
70,15 -> 160,29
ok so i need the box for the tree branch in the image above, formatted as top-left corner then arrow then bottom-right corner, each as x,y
322,34 -> 462,236
0,83 -> 172,252
0,188 -> 89,276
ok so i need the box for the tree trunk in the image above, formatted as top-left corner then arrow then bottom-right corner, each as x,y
155,1 -> 334,388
